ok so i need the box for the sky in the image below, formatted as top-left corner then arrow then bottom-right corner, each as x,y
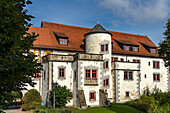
26,0 -> 170,46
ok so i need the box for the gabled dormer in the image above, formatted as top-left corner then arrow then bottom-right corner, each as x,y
114,39 -> 139,52
140,42 -> 157,54
53,32 -> 68,46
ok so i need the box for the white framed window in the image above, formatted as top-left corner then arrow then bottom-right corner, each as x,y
59,38 -> 68,45
150,48 -> 156,53
101,44 -> 108,52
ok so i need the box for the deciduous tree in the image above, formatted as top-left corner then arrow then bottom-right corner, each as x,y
159,18 -> 170,66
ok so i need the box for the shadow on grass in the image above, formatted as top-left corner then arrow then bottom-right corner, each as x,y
108,103 -> 143,113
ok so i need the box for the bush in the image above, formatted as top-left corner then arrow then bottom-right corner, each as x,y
126,96 -> 157,112
22,89 -> 42,111
126,86 -> 170,112
49,84 -> 72,108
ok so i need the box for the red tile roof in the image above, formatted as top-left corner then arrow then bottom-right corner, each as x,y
28,21 -> 158,57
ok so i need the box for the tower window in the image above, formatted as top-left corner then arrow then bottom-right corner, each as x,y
101,44 -> 108,52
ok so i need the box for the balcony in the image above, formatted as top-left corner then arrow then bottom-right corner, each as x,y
111,61 -> 140,71
42,54 -> 73,62
84,78 -> 98,85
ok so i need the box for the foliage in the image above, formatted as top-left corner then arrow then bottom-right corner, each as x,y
11,91 -> 21,99
22,89 -> 42,111
159,18 -> 170,66
49,84 -> 72,108
126,86 -> 170,112
0,0 -> 41,108
126,96 -> 157,112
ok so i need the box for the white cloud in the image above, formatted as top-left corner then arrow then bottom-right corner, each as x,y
99,0 -> 170,24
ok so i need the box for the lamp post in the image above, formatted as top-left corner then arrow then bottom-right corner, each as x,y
52,82 -> 58,109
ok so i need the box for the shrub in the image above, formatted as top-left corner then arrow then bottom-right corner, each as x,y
126,86 -> 170,112
49,84 -> 72,108
22,89 -> 42,111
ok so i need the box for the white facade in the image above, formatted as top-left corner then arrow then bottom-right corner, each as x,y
27,23 -> 169,108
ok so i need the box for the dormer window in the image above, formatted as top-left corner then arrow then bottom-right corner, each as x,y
59,38 -> 68,45
150,48 -> 156,53
53,32 -> 68,46
123,45 -> 139,52
140,42 -> 157,54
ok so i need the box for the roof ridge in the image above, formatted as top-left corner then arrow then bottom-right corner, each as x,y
42,21 -> 92,30
109,30 -> 148,37
42,21 -> 149,38
29,26 -> 49,30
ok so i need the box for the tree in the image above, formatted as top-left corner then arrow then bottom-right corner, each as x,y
49,84 -> 72,108
0,0 -> 41,108
159,18 -> 170,66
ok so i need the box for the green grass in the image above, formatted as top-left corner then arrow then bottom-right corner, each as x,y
70,103 -> 143,113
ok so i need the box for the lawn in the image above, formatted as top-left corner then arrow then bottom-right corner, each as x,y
70,103 -> 143,113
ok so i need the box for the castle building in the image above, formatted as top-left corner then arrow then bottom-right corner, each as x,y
26,21 -> 169,107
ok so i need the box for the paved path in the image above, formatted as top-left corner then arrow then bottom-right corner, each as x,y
3,105 -> 32,113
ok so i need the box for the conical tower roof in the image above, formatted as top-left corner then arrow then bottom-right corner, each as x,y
84,24 -> 112,37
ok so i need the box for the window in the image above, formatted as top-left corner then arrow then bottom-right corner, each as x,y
133,47 -> 138,51
85,69 -> 97,78
153,74 -> 160,81
124,45 -> 129,51
153,61 -> 160,69
85,69 -> 91,78
92,70 -> 97,78
35,73 -> 39,78
90,93 -> 94,99
120,58 -> 124,62
106,79 -> 109,86
103,79 -> 109,86
101,45 -> 104,52
101,44 -> 108,52
148,62 -> 150,66
59,38 -> 67,45
90,92 -> 96,100
133,59 -> 140,63
105,44 -> 108,51
123,45 -> 139,52
113,57 -> 118,61
150,48 -> 156,53
126,92 -> 129,97
103,61 -> 109,69
59,68 -> 64,77
144,74 -> 147,78
124,71 -> 133,80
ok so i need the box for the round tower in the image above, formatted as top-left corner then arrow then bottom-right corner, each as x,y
84,23 -> 112,54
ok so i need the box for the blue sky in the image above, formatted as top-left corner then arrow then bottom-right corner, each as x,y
26,0 -> 170,46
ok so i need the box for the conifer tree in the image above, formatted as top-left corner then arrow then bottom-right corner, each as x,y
0,0 -> 41,108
